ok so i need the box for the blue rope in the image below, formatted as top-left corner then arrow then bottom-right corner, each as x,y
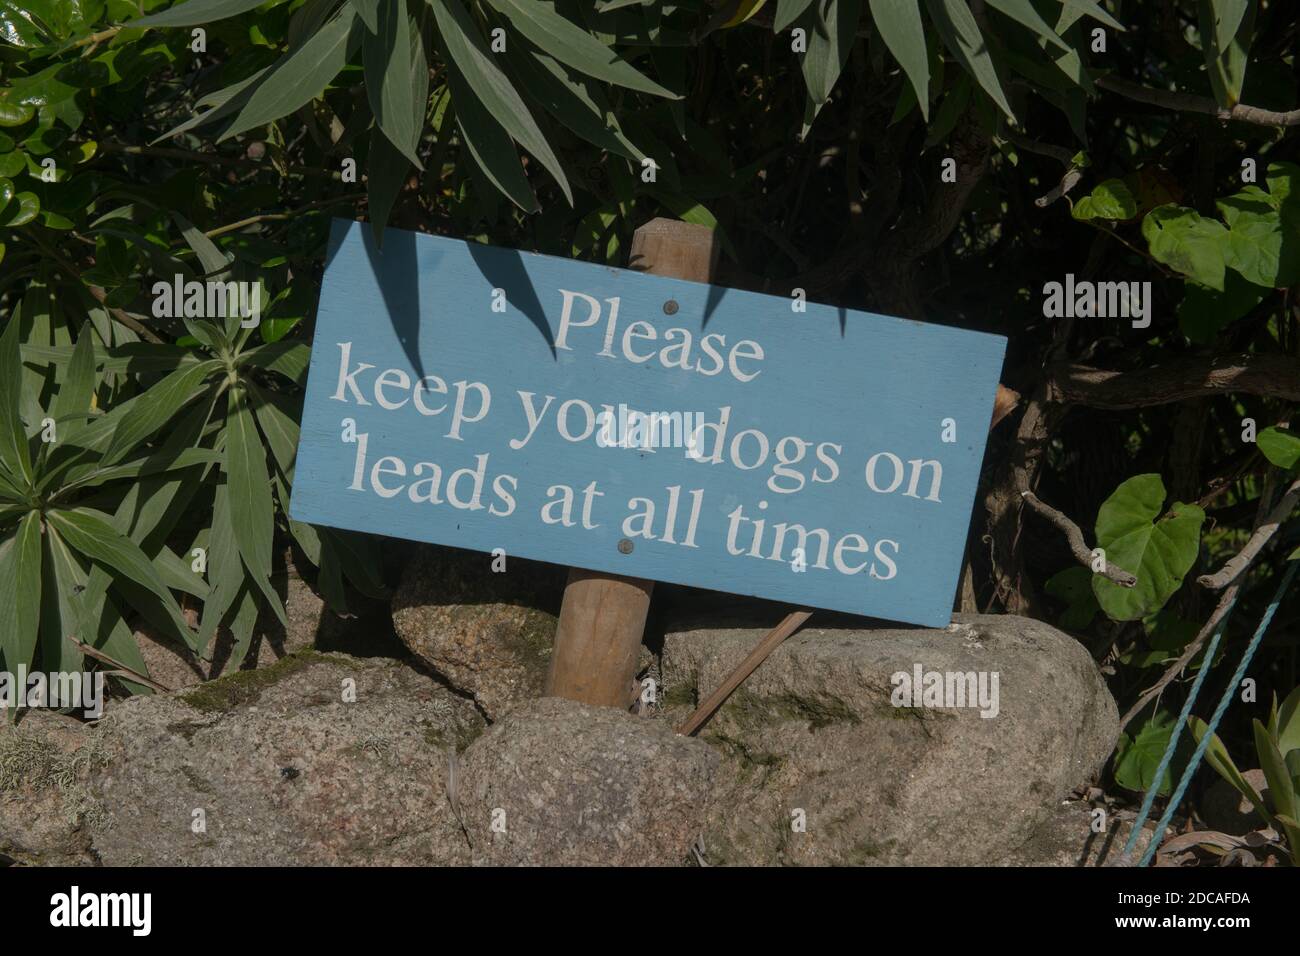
1129,559 -> 1298,866
1120,602 -> 1234,857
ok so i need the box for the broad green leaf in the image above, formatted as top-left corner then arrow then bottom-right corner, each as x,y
924,0 -> 1014,119
1071,178 -> 1137,221
219,9 -> 363,142
1257,426 -> 1300,471
1059,0 -> 1123,31
1266,161 -> 1300,208
226,385 -> 287,625
365,127 -> 410,246
0,314 -> 33,485
62,446 -> 223,493
431,0 -> 572,204
1092,474 -> 1205,621
154,544 -> 210,600
1043,565 -> 1098,630
1217,201 -> 1300,289
363,4 -> 427,168
1177,273 -> 1265,345
774,0 -> 816,31
484,0 -> 676,99
1141,204 -> 1229,291
870,0 -> 929,119
46,507 -> 193,644
1255,719 -> 1297,821
1115,710 -> 1180,795
132,0 -> 273,27
157,66 -> 273,142
0,511 -> 41,668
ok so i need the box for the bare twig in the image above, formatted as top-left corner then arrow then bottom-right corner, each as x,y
676,610 -> 813,736
1021,490 -> 1137,587
70,638 -> 172,694
1120,582 -> 1238,729
1198,477 -> 1300,589
1097,76 -> 1300,128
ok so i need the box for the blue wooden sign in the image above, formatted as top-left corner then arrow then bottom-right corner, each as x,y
290,219 -> 1007,627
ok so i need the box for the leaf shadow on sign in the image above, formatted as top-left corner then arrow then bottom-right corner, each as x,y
466,243 -> 557,358
358,226 -> 426,379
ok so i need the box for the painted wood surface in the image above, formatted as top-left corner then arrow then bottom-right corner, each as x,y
290,219 -> 1007,627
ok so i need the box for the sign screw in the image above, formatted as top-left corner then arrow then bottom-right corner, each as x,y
618,538 -> 634,554
663,299 -> 679,315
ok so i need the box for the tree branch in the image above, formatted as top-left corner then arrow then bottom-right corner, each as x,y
1198,476 -> 1300,589
1097,76 -> 1300,127
1050,354 -> 1300,408
1021,490 -> 1138,587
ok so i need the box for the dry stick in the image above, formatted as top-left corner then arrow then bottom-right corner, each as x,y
1020,490 -> 1138,587
676,610 -> 814,737
1198,476 -> 1300,589
1097,76 -> 1300,128
70,638 -> 173,694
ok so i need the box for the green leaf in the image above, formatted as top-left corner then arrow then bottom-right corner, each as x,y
0,510 -> 41,669
1255,719 -> 1297,821
504,43 -> 646,163
439,41 -> 537,212
46,507 -> 193,645
1177,272 -> 1266,345
1188,715 -> 1273,823
484,0 -> 676,99
1115,710 -> 1180,796
431,0 -> 571,205
0,313 -> 33,486
1257,426 -> 1300,471
40,526 -> 87,672
132,0 -> 274,27
799,0 -> 861,109
102,359 -> 221,464
219,9 -> 363,142
1092,474 -> 1205,622
774,0 -> 816,31
983,0 -> 1069,52
226,385 -> 286,625
52,322 -> 98,425
363,4 -> 427,168
1043,565 -> 1099,630
365,127 -> 410,246
1198,0 -> 1255,110
199,480 -> 242,650
351,0 -> 379,31
238,340 -> 309,386
1276,685 -> 1300,758
1141,204 -> 1229,291
1071,178 -> 1137,221
247,383 -> 300,480
924,0 -> 1014,119
1217,201 -> 1300,289
1058,0 -> 1124,31
869,0 -> 929,119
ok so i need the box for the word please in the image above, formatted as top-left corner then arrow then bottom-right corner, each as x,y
554,290 -> 765,383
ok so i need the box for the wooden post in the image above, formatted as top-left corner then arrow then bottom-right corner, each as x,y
544,219 -> 719,708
